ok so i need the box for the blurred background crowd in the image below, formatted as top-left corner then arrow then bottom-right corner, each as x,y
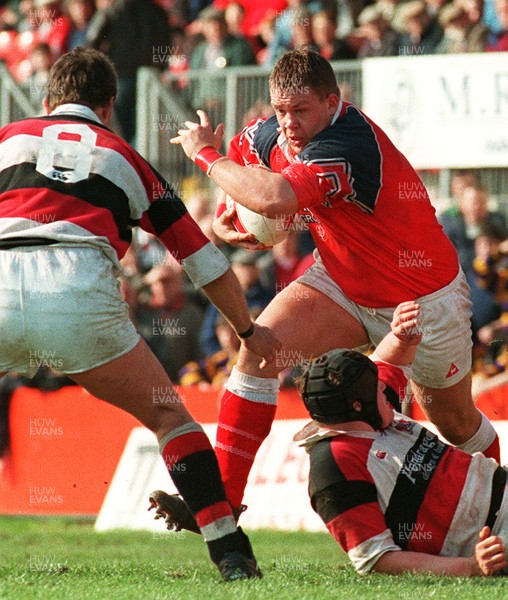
0,0 -> 506,391
1,0 -> 508,137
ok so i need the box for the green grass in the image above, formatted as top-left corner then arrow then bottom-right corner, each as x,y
0,517 -> 507,600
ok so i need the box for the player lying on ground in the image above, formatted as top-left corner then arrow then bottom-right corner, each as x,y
0,47 -> 282,581
169,47 -> 500,519
295,301 -> 507,576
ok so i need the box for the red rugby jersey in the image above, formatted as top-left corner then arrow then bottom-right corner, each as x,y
228,102 -> 459,307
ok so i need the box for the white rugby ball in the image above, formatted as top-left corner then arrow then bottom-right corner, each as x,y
226,195 -> 292,247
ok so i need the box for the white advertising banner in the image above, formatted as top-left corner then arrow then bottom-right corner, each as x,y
362,53 -> 508,169
95,421 -> 325,533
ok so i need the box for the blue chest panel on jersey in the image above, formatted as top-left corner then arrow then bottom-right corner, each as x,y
253,106 -> 383,213
252,115 -> 279,168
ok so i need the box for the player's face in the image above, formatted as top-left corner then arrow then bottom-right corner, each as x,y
376,380 -> 395,429
270,88 -> 339,155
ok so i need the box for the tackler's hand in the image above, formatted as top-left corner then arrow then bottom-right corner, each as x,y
391,301 -> 422,346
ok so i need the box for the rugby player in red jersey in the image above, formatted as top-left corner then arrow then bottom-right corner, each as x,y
0,47 -> 281,581
169,47 -> 500,518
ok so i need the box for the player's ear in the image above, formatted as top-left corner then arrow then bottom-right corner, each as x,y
96,96 -> 115,126
352,400 -> 362,413
42,97 -> 51,115
326,93 -> 340,114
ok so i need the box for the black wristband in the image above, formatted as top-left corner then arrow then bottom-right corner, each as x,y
237,322 -> 255,339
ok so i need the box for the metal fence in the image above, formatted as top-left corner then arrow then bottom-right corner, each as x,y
0,63 -> 38,127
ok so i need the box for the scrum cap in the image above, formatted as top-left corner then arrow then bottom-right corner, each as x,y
299,349 -> 382,428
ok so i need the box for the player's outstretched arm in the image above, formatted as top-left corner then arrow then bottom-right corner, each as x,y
374,531 -> 507,577
170,110 -> 298,218
373,549 -> 490,577
374,526 -> 507,577
374,301 -> 422,366
201,268 -> 281,368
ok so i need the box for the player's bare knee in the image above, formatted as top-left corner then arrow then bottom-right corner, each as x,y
431,409 -> 482,445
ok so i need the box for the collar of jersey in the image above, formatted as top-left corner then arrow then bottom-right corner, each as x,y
277,100 -> 344,162
50,103 -> 102,124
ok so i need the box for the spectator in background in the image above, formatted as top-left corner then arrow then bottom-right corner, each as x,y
440,185 -> 506,275
484,0 -> 504,40
32,0 -> 71,57
64,0 -> 95,50
179,314 -> 242,388
156,0 -> 210,29
435,2 -> 488,53
439,185 -> 507,335
189,6 -> 255,111
255,11 -> 277,64
449,169 -> 481,207
267,0 -> 322,64
213,0 -> 287,39
133,262 -> 205,383
457,0 -> 490,52
312,9 -> 357,59
189,6 -> 257,68
199,248 -> 273,356
472,225 -> 508,376
184,188 -> 233,260
487,0 -> 508,50
86,0 -> 172,143
435,4 -> 473,53
424,0 -> 449,18
224,1 -> 245,37
241,97 -> 274,127
290,7 -> 320,52
224,1 -> 260,54
396,0 -> 443,55
258,230 -> 315,295
23,41 -> 52,108
0,3 -> 19,31
326,0 -> 363,39
355,3 -> 400,57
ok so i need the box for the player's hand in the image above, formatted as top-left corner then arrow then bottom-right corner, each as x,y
473,526 -> 508,576
391,301 -> 422,346
241,323 -> 282,369
212,204 -> 270,250
170,110 -> 224,160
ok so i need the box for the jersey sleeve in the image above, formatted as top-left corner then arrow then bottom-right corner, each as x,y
370,352 -> 412,405
280,156 -> 357,212
309,437 -> 401,574
133,154 -> 230,288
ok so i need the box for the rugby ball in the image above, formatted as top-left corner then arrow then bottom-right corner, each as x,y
226,195 -> 292,247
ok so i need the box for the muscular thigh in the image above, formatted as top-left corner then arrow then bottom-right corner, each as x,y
237,282 -> 369,377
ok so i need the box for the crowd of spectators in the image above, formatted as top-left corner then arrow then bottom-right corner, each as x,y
0,0 -> 507,138
0,0 -> 506,388
1,0 -> 507,95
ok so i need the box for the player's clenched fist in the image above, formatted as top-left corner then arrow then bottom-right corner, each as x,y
473,526 -> 508,576
391,301 -> 422,346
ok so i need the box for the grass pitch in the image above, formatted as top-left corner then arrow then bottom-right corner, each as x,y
0,517 -> 507,600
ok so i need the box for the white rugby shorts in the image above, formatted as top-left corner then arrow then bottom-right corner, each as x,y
0,244 -> 140,377
297,254 -> 473,389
